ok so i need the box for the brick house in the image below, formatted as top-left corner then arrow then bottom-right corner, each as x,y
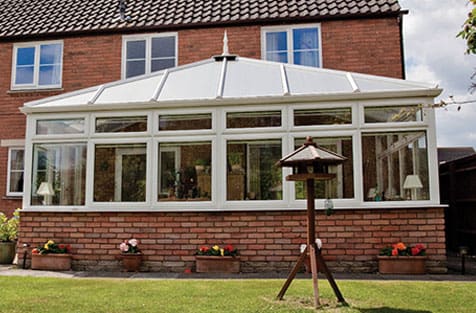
0,0 -> 446,272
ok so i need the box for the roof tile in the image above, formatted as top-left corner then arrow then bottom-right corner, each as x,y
0,0 -> 402,39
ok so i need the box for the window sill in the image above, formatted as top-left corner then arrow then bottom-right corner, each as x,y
2,195 -> 23,200
8,88 -> 64,95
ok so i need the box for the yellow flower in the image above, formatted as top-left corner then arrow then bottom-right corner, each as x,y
212,245 -> 220,251
44,243 -> 49,250
220,249 -> 224,256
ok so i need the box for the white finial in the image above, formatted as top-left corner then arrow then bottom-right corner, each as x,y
222,31 -> 229,55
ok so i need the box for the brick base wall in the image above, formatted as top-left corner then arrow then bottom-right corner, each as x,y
18,207 -> 447,273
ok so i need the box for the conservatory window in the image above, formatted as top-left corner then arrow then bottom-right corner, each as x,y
31,143 -> 86,205
159,114 -> 212,131
123,34 -> 177,78
294,137 -> 354,199
7,148 -> 24,196
263,25 -> 321,67
364,105 -> 422,123
226,111 -> 281,128
226,139 -> 282,200
95,116 -> 147,133
94,143 -> 147,202
294,108 -> 352,126
36,118 -> 85,135
362,131 -> 429,201
12,41 -> 63,89
158,142 -> 212,201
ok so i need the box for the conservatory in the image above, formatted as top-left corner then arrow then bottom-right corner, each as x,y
21,55 -> 442,212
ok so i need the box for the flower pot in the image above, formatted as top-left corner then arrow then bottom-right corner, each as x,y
31,254 -> 72,271
195,256 -> 240,273
377,256 -> 427,274
0,241 -> 16,264
121,253 -> 142,272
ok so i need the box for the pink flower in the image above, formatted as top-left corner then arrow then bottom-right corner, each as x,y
391,248 -> 398,256
411,247 -> 421,256
119,242 -> 129,252
128,239 -> 138,247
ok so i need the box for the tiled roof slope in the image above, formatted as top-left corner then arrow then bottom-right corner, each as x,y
0,0 -> 402,39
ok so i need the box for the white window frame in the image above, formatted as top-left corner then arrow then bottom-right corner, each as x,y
11,40 -> 64,90
261,24 -> 322,67
6,147 -> 25,197
121,33 -> 178,79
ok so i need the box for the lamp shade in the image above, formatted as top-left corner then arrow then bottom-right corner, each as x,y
37,182 -> 54,196
403,175 -> 423,189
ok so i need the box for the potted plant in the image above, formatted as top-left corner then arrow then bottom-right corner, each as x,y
119,238 -> 142,272
31,240 -> 72,271
0,208 -> 20,264
377,242 -> 427,274
195,244 -> 240,273
228,153 -> 243,173
195,158 -> 209,174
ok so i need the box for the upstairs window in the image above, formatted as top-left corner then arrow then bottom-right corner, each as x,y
263,25 -> 321,67
12,41 -> 63,89
123,34 -> 177,79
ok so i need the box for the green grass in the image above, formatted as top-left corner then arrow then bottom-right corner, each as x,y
0,277 -> 475,313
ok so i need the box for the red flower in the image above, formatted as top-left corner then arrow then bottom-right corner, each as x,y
31,248 -> 39,255
224,244 -> 234,252
199,246 -> 209,253
391,248 -> 398,256
415,244 -> 425,250
411,247 -> 421,256
59,244 -> 65,249
66,244 -> 72,252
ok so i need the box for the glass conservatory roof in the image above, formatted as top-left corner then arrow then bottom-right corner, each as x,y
22,55 -> 442,113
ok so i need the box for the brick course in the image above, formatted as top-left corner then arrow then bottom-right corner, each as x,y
18,208 -> 447,273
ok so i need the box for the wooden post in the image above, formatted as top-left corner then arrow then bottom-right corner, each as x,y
306,178 -> 320,307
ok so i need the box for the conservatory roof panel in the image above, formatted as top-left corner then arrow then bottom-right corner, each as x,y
22,56 -> 441,113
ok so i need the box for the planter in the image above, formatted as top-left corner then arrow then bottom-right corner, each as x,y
31,254 -> 72,271
121,253 -> 142,272
377,256 -> 427,274
195,256 -> 240,273
0,241 -> 16,264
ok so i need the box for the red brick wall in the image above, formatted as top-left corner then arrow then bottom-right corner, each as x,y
18,208 -> 446,273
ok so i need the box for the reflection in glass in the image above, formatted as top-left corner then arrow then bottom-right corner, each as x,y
159,114 -> 212,131
294,108 -> 352,126
94,144 -> 147,202
31,143 -> 86,205
227,111 -> 281,128
96,116 -> 147,133
158,142 -> 212,201
227,139 -> 282,201
36,119 -> 85,135
362,132 -> 429,201
364,106 -> 422,123
8,149 -> 24,194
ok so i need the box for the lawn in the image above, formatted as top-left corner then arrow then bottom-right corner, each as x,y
0,277 -> 474,313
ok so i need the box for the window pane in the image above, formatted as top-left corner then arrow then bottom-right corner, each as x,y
31,143 -> 86,205
126,60 -> 146,78
227,111 -> 281,128
158,142 -> 212,201
40,43 -> 62,65
266,52 -> 288,63
293,51 -> 319,67
126,40 -> 146,59
294,108 -> 352,126
227,140 -> 282,201
94,144 -> 147,202
151,36 -> 175,58
294,137 -> 354,199
362,132 -> 429,201
151,59 -> 175,72
95,116 -> 147,133
15,66 -> 34,84
16,47 -> 35,66
159,114 -> 212,131
39,64 -> 61,85
364,106 -> 422,123
36,119 -> 85,135
9,149 -> 24,194
293,28 -> 318,50
266,31 -> 287,52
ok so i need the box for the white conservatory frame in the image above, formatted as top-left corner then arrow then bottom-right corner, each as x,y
20,56 -> 443,212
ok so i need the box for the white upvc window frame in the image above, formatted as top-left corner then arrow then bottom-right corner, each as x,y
121,33 -> 178,79
22,97 -> 440,212
11,40 -> 64,90
6,147 -> 25,197
261,23 -> 322,67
